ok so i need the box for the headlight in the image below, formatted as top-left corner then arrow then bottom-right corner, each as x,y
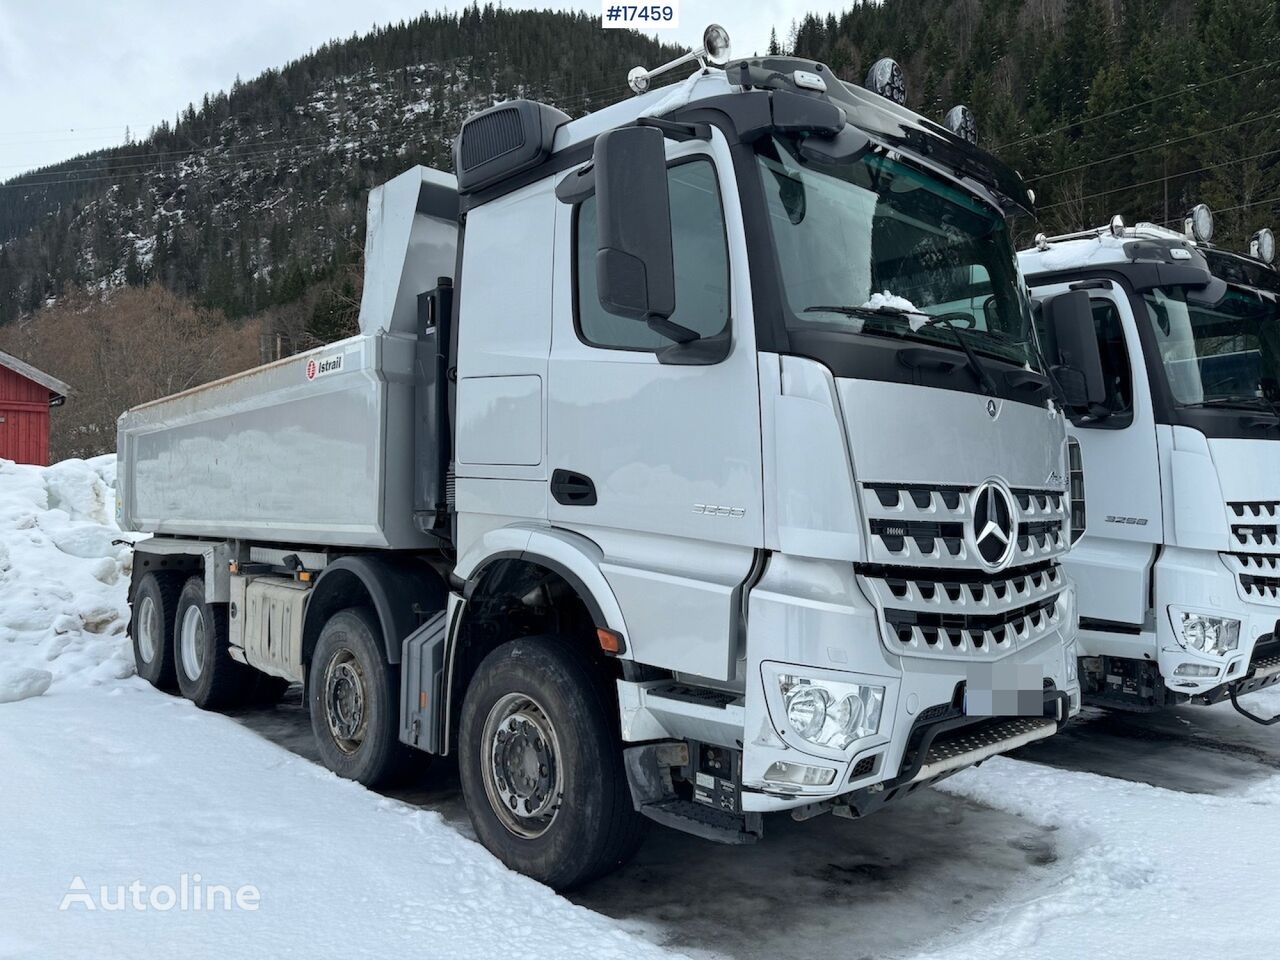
780,675 -> 884,750
1171,610 -> 1240,657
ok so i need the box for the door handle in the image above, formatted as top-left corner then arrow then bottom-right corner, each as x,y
551,469 -> 597,506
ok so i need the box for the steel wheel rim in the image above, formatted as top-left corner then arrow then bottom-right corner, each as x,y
323,648 -> 368,754
179,605 -> 205,681
137,595 -> 158,664
480,692 -> 564,840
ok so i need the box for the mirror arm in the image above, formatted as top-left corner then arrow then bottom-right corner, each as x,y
646,315 -> 701,344
636,117 -> 712,142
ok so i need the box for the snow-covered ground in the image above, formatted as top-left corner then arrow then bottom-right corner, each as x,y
4,457 -> 1280,959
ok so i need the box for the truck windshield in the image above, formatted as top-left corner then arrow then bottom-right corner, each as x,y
1142,285 -> 1280,408
756,136 -> 1039,371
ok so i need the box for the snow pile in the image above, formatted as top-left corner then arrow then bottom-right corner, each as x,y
0,455 -> 135,700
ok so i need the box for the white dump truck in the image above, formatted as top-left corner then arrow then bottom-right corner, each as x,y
119,27 -> 1096,889
1020,208 -> 1280,721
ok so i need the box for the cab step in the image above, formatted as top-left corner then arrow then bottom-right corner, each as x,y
639,798 -> 763,845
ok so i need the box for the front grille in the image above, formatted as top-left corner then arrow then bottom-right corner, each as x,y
1224,501 -> 1280,606
1224,552 -> 1280,606
857,480 -> 1070,661
860,481 -> 1068,569
1227,500 -> 1280,550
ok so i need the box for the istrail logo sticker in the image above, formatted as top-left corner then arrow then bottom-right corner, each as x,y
305,354 -> 344,381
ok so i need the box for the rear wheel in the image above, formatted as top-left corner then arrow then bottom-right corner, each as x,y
308,607 -> 420,787
174,576 -> 254,709
131,572 -> 183,690
459,636 -> 646,890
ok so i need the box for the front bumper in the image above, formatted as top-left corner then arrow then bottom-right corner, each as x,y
1152,547 -> 1280,700
740,554 -> 1079,813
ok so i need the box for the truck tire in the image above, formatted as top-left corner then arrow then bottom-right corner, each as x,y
131,571 -> 183,690
174,576 -> 254,709
308,607 -> 420,787
458,636 -> 647,890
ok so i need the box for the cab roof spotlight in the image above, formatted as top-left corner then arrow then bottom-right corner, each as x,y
1251,227 -> 1276,265
943,105 -> 977,145
627,23 -> 732,95
1185,203 -> 1214,244
1109,214 -> 1126,238
865,57 -> 906,105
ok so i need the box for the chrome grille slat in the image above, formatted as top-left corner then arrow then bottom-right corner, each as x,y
861,481 -> 1069,570
1226,501 -> 1280,555
1225,551 -> 1280,606
862,564 -> 1064,617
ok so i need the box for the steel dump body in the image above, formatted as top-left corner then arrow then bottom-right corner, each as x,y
116,165 -> 459,550
117,333 -> 425,548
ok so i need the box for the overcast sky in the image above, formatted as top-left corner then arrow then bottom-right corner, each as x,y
0,0 -> 825,178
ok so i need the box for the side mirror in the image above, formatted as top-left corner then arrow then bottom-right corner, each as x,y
1044,290 -> 1107,415
593,125 -> 676,326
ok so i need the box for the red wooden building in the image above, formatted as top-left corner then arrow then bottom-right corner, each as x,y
0,350 -> 70,466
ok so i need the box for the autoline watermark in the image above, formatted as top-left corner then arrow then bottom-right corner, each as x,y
59,875 -> 261,912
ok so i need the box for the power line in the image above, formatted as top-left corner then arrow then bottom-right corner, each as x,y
1026,106 -> 1280,183
1035,144 -> 1280,212
996,56 -> 1280,151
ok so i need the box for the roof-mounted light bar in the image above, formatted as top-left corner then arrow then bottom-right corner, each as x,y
627,23 -> 731,94
1250,228 -> 1276,265
864,57 -> 906,105
943,105 -> 977,145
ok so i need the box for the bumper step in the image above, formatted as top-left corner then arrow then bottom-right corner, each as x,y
910,715 -> 1057,783
638,798 -> 763,845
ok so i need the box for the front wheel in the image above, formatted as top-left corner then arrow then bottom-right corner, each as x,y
459,636 -> 646,890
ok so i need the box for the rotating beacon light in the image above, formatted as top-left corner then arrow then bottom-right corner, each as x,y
627,24 -> 732,95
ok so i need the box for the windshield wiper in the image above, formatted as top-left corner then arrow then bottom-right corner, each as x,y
804,304 -> 1001,396
914,315 -> 1000,397
1182,396 -> 1273,410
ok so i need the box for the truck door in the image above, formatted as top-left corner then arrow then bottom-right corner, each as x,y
547,132 -> 764,682
1044,282 -> 1164,628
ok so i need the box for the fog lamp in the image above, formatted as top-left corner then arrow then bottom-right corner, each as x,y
1171,610 -> 1239,657
1173,662 -> 1219,678
780,675 -> 884,750
763,761 -> 836,787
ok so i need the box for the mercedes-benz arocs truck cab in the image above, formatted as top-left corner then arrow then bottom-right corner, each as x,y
1020,210 -> 1280,721
119,27 -> 1095,890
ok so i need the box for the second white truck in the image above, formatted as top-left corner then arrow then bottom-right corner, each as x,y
1021,209 -> 1280,721
118,29 -> 1095,888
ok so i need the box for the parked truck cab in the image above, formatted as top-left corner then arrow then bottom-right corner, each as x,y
120,28 -> 1092,889
1020,212 -> 1280,720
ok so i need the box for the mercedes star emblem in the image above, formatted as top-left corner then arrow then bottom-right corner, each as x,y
972,480 -> 1017,569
